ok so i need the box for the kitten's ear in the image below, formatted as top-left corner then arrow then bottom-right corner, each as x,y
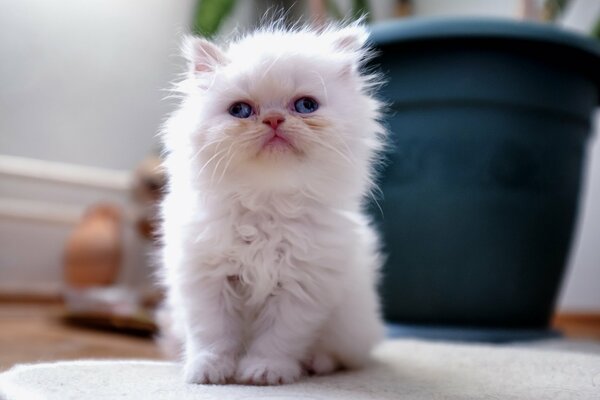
327,25 -> 369,77
329,24 -> 369,55
183,36 -> 227,74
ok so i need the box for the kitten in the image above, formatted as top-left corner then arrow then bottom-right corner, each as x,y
158,22 -> 386,385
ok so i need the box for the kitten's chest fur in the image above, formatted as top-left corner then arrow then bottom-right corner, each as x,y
204,195 -> 348,307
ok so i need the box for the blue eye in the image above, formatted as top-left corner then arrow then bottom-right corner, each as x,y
294,97 -> 319,114
229,102 -> 253,118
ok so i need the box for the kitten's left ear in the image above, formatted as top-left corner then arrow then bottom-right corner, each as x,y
327,24 -> 369,77
183,36 -> 228,75
329,24 -> 369,54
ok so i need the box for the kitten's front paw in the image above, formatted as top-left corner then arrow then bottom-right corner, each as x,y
183,353 -> 236,385
236,355 -> 302,385
303,352 -> 339,376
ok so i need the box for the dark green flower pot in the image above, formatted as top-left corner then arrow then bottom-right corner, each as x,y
369,18 -> 600,330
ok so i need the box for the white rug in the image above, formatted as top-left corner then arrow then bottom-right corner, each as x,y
1,339 -> 600,400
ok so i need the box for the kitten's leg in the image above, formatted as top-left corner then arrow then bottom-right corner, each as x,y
304,306 -> 382,375
313,270 -> 384,371
179,276 -> 242,384
155,302 -> 184,359
235,285 -> 330,385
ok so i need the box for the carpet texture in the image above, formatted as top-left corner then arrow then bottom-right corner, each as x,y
1,339 -> 600,400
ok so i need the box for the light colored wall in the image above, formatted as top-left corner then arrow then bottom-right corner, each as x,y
0,161 -> 148,292
0,0 -> 195,170
0,0 -> 195,292
413,0 -> 519,18
558,113 -> 600,311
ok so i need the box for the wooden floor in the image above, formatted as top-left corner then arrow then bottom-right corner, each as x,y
1,302 -> 599,373
0,303 -> 163,372
552,313 -> 600,341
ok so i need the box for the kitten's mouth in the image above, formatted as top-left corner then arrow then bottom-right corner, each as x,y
260,132 -> 298,153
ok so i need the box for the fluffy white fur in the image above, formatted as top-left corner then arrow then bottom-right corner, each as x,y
158,22 -> 386,386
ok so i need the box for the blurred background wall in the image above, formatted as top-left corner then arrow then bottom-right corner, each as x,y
562,112 -> 600,311
0,0 -> 598,310
0,0 -> 196,169
0,0 -> 198,294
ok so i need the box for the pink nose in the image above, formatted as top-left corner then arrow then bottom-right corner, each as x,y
262,114 -> 285,130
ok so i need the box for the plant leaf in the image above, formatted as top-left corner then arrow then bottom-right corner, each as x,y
192,0 -> 237,37
324,0 -> 344,20
592,17 -> 600,39
352,0 -> 371,22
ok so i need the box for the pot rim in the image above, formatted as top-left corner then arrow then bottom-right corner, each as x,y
369,17 -> 600,104
369,17 -> 600,58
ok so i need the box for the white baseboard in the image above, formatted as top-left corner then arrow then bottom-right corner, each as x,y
0,154 -> 131,191
0,283 -> 63,302
0,155 -> 151,290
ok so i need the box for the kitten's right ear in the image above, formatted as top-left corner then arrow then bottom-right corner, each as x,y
183,36 -> 227,74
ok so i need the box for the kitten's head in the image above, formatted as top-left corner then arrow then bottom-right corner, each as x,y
165,23 -> 384,203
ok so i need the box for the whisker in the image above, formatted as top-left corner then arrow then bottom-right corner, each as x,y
300,134 -> 356,167
367,188 -> 384,218
217,150 -> 236,186
316,125 -> 360,162
190,138 -> 226,163
210,151 -> 228,186
196,147 -> 229,178
331,134 -> 358,164
210,136 -> 247,186
200,132 -> 266,185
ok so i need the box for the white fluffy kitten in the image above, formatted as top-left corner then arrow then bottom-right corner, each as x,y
158,22 -> 386,385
